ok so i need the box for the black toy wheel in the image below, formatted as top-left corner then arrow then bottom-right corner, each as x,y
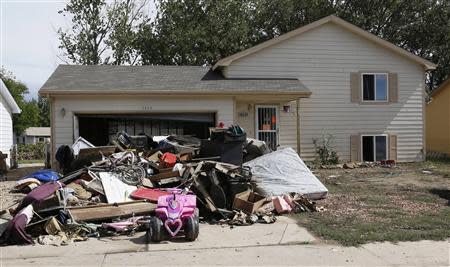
149,217 -> 165,242
184,216 -> 199,241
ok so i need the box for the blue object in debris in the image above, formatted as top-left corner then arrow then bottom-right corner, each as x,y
22,169 -> 60,182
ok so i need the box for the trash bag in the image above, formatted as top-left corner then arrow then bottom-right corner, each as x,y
22,169 -> 60,183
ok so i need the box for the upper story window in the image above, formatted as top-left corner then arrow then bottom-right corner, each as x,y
362,73 -> 388,102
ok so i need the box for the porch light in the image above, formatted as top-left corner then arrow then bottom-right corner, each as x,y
283,105 -> 291,113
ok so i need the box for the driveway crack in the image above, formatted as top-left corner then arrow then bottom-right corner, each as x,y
278,224 -> 288,244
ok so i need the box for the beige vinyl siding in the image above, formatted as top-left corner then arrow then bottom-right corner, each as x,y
278,100 -> 298,151
224,23 -> 425,162
52,95 -> 234,149
0,93 -> 13,168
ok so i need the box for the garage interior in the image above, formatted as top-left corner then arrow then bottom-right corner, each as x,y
77,113 -> 216,146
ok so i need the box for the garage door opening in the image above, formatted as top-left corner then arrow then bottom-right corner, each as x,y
77,113 -> 216,146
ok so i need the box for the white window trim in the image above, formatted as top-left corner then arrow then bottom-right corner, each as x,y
361,73 -> 389,102
360,134 -> 388,162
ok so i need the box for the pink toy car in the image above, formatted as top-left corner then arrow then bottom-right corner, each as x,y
148,188 -> 199,242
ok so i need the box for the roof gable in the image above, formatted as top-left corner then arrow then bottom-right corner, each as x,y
0,79 -> 21,114
213,15 -> 436,71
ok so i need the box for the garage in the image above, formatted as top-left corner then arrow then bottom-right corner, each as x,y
77,113 -> 216,146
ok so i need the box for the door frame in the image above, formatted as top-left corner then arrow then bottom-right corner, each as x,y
255,104 -> 280,148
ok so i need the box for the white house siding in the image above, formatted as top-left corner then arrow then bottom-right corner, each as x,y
0,93 -> 13,168
224,23 -> 425,162
52,95 -> 234,160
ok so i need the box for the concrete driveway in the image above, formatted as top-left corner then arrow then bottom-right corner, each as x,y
1,216 -> 448,266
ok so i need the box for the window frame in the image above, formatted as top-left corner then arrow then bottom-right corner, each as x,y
360,134 -> 388,162
361,73 -> 389,102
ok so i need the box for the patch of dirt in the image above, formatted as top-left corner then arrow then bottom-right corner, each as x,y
0,181 -> 25,211
5,166 -> 43,181
312,163 -> 450,223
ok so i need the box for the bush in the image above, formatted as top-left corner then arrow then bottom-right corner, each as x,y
18,142 -> 46,160
313,134 -> 339,165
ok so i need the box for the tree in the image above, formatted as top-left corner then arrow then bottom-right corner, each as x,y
58,0 -> 150,65
137,0 -> 254,65
38,96 -> 50,127
0,68 -> 40,135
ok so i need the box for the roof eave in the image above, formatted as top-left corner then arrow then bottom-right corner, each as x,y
39,89 -> 312,97
0,80 -> 21,114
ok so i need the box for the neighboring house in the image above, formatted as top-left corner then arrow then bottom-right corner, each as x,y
17,127 -> 51,144
39,15 -> 435,167
426,78 -> 450,156
0,79 -> 21,168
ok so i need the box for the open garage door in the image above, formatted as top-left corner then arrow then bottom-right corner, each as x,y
77,113 -> 216,146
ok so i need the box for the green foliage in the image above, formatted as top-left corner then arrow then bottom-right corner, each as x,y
18,142 -> 46,160
0,68 -> 43,135
38,96 -> 50,127
137,0 -> 253,65
58,0 -> 150,65
313,134 -> 339,165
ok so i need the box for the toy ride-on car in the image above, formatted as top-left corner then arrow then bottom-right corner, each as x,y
148,188 -> 199,242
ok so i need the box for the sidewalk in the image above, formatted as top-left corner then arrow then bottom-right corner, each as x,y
1,216 -> 448,266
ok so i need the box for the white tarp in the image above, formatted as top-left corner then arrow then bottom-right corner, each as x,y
243,147 -> 328,199
99,172 -> 137,203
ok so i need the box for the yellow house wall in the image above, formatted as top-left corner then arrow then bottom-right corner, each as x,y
426,85 -> 450,154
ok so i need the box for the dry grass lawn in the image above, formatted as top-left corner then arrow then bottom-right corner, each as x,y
295,159 -> 450,246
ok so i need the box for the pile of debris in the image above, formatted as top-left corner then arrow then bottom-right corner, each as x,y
0,125 -> 327,246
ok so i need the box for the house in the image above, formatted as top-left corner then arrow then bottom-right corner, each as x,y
16,127 -> 51,144
426,78 -> 450,156
39,15 -> 435,167
0,79 -> 21,168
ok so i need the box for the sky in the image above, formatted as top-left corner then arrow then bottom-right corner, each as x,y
1,0 -> 69,99
0,0 -> 155,100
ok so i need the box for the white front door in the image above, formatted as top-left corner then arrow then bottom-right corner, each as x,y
255,105 -> 279,150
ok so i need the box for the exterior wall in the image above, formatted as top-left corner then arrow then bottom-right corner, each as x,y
0,93 -> 13,168
17,135 -> 51,144
235,100 -> 298,151
426,87 -> 450,154
52,95 -> 234,165
225,23 -> 425,162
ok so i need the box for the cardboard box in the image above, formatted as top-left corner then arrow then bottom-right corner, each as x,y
232,190 -> 267,214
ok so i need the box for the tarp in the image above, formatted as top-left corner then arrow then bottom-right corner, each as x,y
22,169 -> 60,182
243,148 -> 328,199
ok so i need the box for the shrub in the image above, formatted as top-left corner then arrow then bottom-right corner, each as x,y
18,142 -> 46,160
313,134 -> 339,165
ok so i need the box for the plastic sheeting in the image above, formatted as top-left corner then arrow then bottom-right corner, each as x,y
243,148 -> 328,199
99,172 -> 137,204
23,169 -> 60,182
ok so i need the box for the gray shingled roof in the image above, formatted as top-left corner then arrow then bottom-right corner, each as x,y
39,65 -> 310,95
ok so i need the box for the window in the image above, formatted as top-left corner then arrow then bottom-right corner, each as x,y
362,73 -> 388,101
362,135 -> 387,162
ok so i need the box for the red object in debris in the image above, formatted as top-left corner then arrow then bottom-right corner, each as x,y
380,159 -> 396,167
160,152 -> 177,168
273,196 -> 292,214
130,188 -> 171,203
218,122 -> 225,128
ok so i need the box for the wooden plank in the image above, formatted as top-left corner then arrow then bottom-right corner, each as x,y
68,201 -> 156,222
149,170 -> 180,182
